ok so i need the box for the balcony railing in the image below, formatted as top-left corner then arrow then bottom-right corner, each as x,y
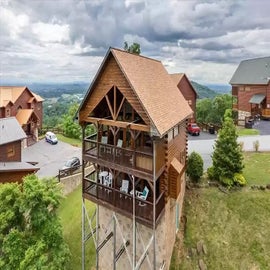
83,135 -> 153,174
83,174 -> 165,226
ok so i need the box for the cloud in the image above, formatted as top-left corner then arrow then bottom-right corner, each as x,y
32,22 -> 70,43
0,0 -> 270,84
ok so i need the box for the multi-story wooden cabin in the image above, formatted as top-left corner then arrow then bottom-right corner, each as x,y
170,73 -> 197,122
0,86 -> 43,145
0,117 -> 39,183
230,57 -> 270,124
78,48 -> 192,270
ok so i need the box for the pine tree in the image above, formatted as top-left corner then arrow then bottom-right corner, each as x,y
212,117 -> 244,182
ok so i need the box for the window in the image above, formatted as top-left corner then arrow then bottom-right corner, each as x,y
188,100 -> 192,105
7,145 -> 15,157
6,109 -> 10,117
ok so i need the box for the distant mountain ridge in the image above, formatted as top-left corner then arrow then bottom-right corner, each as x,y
24,81 -> 227,100
190,81 -> 219,99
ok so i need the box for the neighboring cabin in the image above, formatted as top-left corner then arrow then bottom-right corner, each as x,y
78,48 -> 192,269
230,56 -> 270,124
0,86 -> 44,146
0,117 -> 39,183
170,73 -> 197,122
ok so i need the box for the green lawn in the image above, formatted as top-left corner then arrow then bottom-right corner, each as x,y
171,152 -> 270,269
58,149 -> 270,270
58,185 -> 96,270
237,127 -> 260,136
243,152 -> 270,186
57,134 -> 82,147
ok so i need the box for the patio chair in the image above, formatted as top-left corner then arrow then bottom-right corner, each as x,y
120,179 -> 129,194
104,175 -> 112,187
136,186 -> 149,200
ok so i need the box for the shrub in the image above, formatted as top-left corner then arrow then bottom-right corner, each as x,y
186,151 -> 204,182
233,173 -> 247,186
253,140 -> 260,152
220,176 -> 234,187
207,166 -> 216,180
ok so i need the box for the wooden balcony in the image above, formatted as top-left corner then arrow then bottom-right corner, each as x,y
83,176 -> 165,228
83,135 -> 153,180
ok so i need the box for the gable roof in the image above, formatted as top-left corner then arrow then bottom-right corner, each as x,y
230,57 -> 270,85
16,109 -> 37,125
0,86 -> 43,107
79,48 -> 192,137
0,162 -> 39,172
170,73 -> 197,98
0,117 -> 26,145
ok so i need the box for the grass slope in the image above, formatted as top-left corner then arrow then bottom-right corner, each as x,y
58,186 -> 96,270
171,152 -> 270,269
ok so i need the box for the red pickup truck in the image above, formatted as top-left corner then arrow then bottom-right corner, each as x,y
187,123 -> 200,136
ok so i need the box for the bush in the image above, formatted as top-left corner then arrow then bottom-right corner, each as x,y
253,140 -> 260,152
233,173 -> 247,186
220,176 -> 234,187
207,166 -> 216,180
186,151 -> 204,182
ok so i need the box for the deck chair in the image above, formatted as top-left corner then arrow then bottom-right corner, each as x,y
136,186 -> 149,200
120,179 -> 129,193
104,174 -> 112,187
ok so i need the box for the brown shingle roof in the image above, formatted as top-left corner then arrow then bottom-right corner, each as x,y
111,48 -> 192,136
32,92 -> 44,102
170,73 -> 197,98
16,109 -> 34,125
170,73 -> 185,85
0,86 -> 43,107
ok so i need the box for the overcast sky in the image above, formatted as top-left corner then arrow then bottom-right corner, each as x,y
0,0 -> 269,85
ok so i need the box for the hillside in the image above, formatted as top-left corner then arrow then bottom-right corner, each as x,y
191,81 -> 218,99
29,81 -> 220,100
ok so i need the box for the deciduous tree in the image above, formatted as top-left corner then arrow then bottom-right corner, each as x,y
124,41 -> 141,54
0,175 -> 70,269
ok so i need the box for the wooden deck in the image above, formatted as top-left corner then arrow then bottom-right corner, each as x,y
83,137 -> 153,180
83,178 -> 165,228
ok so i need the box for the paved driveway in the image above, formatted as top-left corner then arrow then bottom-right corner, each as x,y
188,132 -> 270,170
22,139 -> 82,178
254,119 -> 270,135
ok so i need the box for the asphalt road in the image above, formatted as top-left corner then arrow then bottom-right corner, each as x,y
22,139 -> 82,178
188,132 -> 270,170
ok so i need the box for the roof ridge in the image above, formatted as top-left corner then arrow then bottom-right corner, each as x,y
110,47 -> 161,63
240,56 -> 270,63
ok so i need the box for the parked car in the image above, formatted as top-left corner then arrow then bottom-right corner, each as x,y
62,157 -> 80,171
187,123 -> 200,136
45,131 -> 58,144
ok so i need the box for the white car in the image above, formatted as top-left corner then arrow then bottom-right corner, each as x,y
45,131 -> 58,144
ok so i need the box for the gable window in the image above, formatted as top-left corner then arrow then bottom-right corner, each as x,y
188,100 -> 192,105
7,145 -> 15,157
6,109 -> 10,117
